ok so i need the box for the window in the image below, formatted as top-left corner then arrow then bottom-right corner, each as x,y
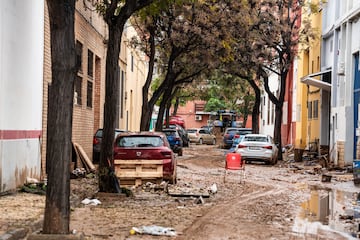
313,100 -> 319,119
330,39 -> 333,52
267,98 -> 270,125
271,102 -> 275,124
87,81 -> 93,108
88,50 -> 94,77
131,54 -> 134,72
311,60 -> 314,73
117,136 -> 163,147
74,76 -> 82,105
120,69 -> 125,118
307,101 -> 312,119
76,41 -> 83,72
317,56 -> 320,70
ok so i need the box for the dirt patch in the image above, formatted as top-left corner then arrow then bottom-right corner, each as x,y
0,144 -> 355,239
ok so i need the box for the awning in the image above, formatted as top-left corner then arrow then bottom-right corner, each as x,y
300,69 -> 332,91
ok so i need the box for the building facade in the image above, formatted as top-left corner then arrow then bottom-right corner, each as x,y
1,2 -> 148,192
0,1 -> 44,192
297,0 -> 327,154
321,0 -> 360,166
260,73 -> 279,137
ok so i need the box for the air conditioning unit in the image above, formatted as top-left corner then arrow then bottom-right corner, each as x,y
337,62 -> 345,75
195,115 -> 202,121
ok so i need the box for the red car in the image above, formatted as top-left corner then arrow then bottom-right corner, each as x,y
164,116 -> 185,128
113,132 -> 177,184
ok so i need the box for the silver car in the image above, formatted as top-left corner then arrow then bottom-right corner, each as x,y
235,134 -> 278,165
187,128 -> 216,145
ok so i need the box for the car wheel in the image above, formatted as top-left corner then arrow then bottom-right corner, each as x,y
178,149 -> 183,156
199,138 -> 203,145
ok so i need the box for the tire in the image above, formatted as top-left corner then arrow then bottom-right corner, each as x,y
199,138 -> 203,145
178,149 -> 183,156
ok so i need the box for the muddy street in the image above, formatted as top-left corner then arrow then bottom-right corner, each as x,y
70,144 -> 359,240
0,144 -> 358,239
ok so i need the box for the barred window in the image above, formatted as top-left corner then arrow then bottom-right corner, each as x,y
307,101 -> 312,119
88,50 -> 94,77
313,100 -> 319,119
87,81 -> 93,108
76,41 -> 83,73
74,76 -> 82,105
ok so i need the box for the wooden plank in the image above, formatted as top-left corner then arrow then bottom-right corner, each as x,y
115,166 -> 163,177
120,178 -> 162,186
114,159 -> 164,186
117,172 -> 163,178
114,159 -> 164,164
73,142 -> 96,173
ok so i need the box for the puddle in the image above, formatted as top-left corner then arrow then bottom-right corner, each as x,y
293,183 -> 360,239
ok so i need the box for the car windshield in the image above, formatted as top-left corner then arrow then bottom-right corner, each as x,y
117,136 -> 163,147
237,130 -> 252,135
187,129 -> 197,133
226,129 -> 238,134
243,136 -> 268,142
95,129 -> 125,138
163,131 -> 177,137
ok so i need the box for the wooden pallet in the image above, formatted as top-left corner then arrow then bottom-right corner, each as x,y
114,159 -> 163,186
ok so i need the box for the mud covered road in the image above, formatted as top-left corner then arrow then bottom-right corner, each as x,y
0,144 -> 357,239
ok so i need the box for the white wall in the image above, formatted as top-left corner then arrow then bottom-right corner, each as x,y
0,1 -> 44,192
323,0 -> 360,165
260,72 -> 279,136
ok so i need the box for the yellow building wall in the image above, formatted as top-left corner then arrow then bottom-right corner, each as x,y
117,25 -> 148,132
295,2 -> 322,150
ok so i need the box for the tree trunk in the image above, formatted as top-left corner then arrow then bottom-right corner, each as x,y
172,97 -> 180,116
242,97 -> 249,128
99,24 -> 123,193
274,103 -> 283,160
155,95 -> 167,131
155,84 -> 173,131
43,0 -> 76,234
262,68 -> 287,161
165,99 -> 172,128
248,79 -> 260,134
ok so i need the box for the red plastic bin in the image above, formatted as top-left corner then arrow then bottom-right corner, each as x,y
225,153 -> 243,170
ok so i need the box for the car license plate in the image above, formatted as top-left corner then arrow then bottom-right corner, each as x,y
249,146 -> 260,150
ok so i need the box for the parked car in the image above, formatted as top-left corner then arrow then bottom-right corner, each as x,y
93,128 -> 127,163
222,127 -> 252,149
187,128 -> 216,145
164,115 -> 186,128
235,133 -> 278,165
162,128 -> 183,156
201,125 -> 214,134
113,132 -> 177,184
166,124 -> 190,147
228,135 -> 245,153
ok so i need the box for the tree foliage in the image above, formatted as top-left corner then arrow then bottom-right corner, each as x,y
133,0 -> 226,131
